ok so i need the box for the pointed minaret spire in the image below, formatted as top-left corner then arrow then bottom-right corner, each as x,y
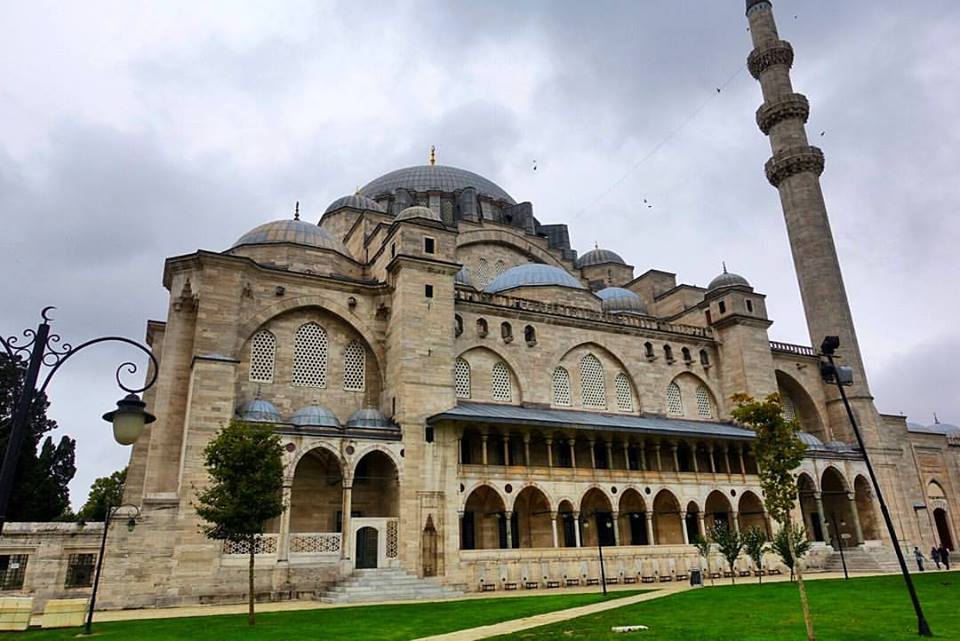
429,145 -> 436,166
294,201 -> 300,220
722,261 -> 728,274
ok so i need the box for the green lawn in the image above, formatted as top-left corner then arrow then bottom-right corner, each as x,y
15,591 -> 643,641
493,572 -> 960,641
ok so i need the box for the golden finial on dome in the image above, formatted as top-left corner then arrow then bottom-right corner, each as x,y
429,145 -> 436,166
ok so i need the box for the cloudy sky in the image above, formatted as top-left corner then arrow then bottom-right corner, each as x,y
2,0 -> 958,508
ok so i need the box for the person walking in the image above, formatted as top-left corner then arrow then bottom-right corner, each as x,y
940,545 -> 950,571
914,547 -> 925,572
931,546 -> 941,569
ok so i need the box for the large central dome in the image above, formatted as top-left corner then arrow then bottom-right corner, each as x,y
359,164 -> 515,204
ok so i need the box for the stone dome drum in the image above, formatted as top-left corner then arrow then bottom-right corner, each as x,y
324,194 -> 386,214
359,164 -> 515,204
485,264 -> 584,293
231,219 -> 347,254
596,287 -> 648,315
396,205 -> 442,223
576,248 -> 626,269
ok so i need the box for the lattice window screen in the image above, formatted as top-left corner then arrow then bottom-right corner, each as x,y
666,382 -> 683,416
495,259 -> 505,276
615,373 -> 633,412
343,340 -> 365,391
695,385 -> 713,418
476,258 -> 491,288
552,367 -> 572,406
782,394 -> 797,422
249,330 -> 276,383
292,322 -> 328,388
579,354 -> 606,408
491,361 -> 512,402
455,358 -> 471,399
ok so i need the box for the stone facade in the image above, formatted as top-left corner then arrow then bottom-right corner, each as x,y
1,0 -> 957,613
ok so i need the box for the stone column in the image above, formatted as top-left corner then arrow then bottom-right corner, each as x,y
732,511 -> 740,534
814,492 -> 830,542
738,448 -> 747,478
502,435 -> 510,466
847,491 -> 864,544
671,443 -> 680,473
691,443 -> 700,474
622,441 -> 631,471
569,439 -> 577,469
456,436 -> 463,464
546,437 -> 554,468
523,433 -> 531,467
708,444 -> 717,474
589,438 -> 597,469
605,440 -> 615,471
551,512 -> 559,548
504,510 -> 513,549
681,511 -> 690,544
722,446 -> 732,477
639,441 -> 647,471
278,483 -> 293,562
646,512 -> 656,546
341,482 -> 354,560
481,433 -> 489,466
697,512 -> 706,538
654,442 -> 662,472
573,512 -> 582,547
458,510 -> 465,549
611,512 -> 621,546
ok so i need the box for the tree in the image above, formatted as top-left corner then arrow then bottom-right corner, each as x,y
0,354 -> 76,521
742,527 -> 768,583
194,420 -> 284,626
709,522 -> 743,584
771,522 -> 811,582
733,393 -> 815,641
77,467 -> 127,522
692,534 -> 714,586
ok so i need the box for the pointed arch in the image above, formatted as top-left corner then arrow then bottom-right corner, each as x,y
775,369 -> 827,441
579,353 -> 606,408
695,385 -> 714,418
343,339 -> 366,391
249,329 -> 276,383
491,361 -> 512,402
462,484 -> 507,550
456,346 -> 523,404
292,322 -> 328,388
615,373 -> 634,412
652,489 -> 683,544
455,357 -> 471,399
552,367 -> 572,406
666,382 -> 683,416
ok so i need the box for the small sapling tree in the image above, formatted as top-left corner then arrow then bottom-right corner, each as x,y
709,522 -> 743,584
742,527 -> 768,583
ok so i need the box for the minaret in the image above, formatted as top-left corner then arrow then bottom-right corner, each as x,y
745,1 -> 878,444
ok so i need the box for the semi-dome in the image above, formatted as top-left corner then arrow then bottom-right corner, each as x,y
486,264 -> 584,294
231,219 -> 347,254
324,194 -> 386,214
596,287 -> 648,315
359,165 -> 515,204
290,405 -> 341,428
797,432 -> 826,449
237,399 -> 281,423
455,266 -> 474,287
576,248 -> 626,269
396,205 -> 442,223
345,408 -> 395,430
707,268 -> 751,293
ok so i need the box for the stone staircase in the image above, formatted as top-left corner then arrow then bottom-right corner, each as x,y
823,546 -> 901,573
318,568 -> 463,604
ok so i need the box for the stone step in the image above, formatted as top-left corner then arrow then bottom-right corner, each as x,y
318,568 -> 463,604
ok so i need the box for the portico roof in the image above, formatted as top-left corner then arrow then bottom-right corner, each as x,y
427,402 -> 755,441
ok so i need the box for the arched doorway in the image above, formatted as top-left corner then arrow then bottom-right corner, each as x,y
356,526 -> 378,568
821,467 -> 856,548
513,486 -> 553,548
934,509 -> 954,551
652,490 -> 683,545
685,501 -> 701,542
797,473 -> 822,542
854,476 -> 880,541
289,447 -> 343,546
462,485 -> 506,549
557,499 -> 577,547
580,488 -> 614,547
739,491 -> 768,536
353,450 -> 399,517
705,490 -> 733,530
618,489 -> 648,546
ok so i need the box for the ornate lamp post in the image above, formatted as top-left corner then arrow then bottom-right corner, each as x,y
0,307 -> 157,534
83,503 -> 141,636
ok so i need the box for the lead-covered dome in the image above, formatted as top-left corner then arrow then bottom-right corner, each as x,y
797,432 -> 826,450
576,248 -> 625,269
486,264 -> 584,293
707,269 -> 751,293
231,219 -> 347,254
396,205 -> 442,223
345,408 -> 395,430
596,287 -> 648,315
324,194 -> 386,214
291,405 -> 341,428
359,165 -> 515,204
237,399 -> 281,423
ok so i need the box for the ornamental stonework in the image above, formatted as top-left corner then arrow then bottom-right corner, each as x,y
756,93 -> 809,135
764,145 -> 825,187
747,40 -> 794,79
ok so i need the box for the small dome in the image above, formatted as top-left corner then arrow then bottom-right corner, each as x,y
396,205 -> 442,223
231,219 -> 346,254
910,421 -> 960,435
290,405 -> 341,428
345,408 -> 395,430
707,269 -> 751,293
237,399 -> 281,423
325,194 -> 386,214
455,266 -> 473,287
797,432 -> 825,449
824,440 -> 855,452
486,264 -> 584,293
596,287 -> 648,315
576,248 -> 626,269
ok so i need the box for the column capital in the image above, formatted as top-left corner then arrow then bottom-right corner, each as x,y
846,491 -> 856,502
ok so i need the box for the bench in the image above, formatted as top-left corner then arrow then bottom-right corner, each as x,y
545,580 -> 561,588
480,583 -> 496,592
503,582 -> 518,591
565,578 -> 580,587
623,576 -> 638,584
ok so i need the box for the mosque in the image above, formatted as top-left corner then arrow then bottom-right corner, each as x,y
1,0 -> 957,611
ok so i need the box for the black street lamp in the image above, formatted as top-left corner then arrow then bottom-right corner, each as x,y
831,512 -> 848,580
83,503 -> 141,636
819,336 -> 932,637
581,514 -> 611,595
0,307 -> 157,534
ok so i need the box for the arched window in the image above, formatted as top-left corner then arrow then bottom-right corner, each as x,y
476,258 -> 490,288
454,315 -> 463,337
343,340 -> 365,391
491,361 -> 512,402
501,322 -> 513,344
781,394 -> 797,422
249,330 -> 276,383
524,325 -> 536,346
292,322 -> 327,388
455,358 -> 471,399
666,382 -> 683,416
615,373 -> 633,412
552,367 -> 571,406
681,347 -> 692,363
644,342 -> 655,360
495,259 -> 506,276
476,318 -> 488,338
695,385 -> 713,418
699,349 -> 710,366
663,345 -> 674,362
579,354 -> 606,408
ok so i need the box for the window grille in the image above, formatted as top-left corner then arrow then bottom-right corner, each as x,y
495,259 -> 506,276
491,361 -> 512,402
343,340 -> 365,391
0,554 -> 28,590
249,330 -> 276,383
552,367 -> 572,406
292,322 -> 328,388
579,354 -> 606,408
615,373 -> 633,412
695,385 -> 713,418
666,382 -> 683,416
64,553 -> 95,588
476,258 -> 491,288
455,358 -> 471,399
782,395 -> 797,422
